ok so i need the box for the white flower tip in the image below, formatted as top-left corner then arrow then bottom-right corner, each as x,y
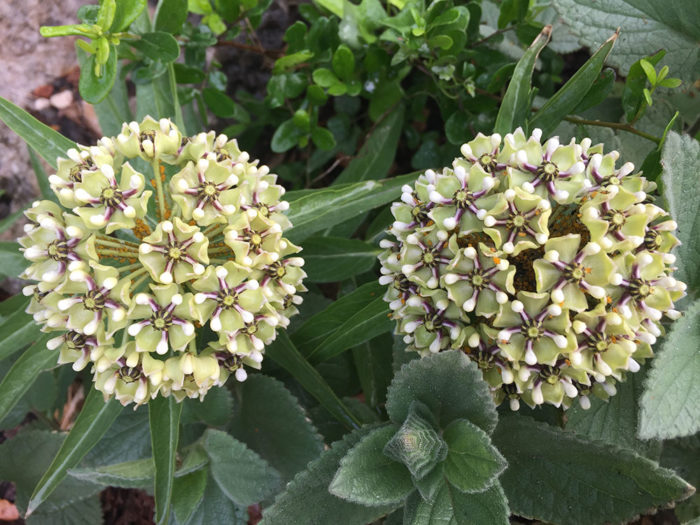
522,181 -> 535,193
555,189 -> 569,201
246,279 -> 260,290
112,308 -> 126,322
240,310 -> 254,324
65,225 -> 83,238
235,368 -> 248,382
531,128 -> 542,142
444,273 -> 459,285
443,217 -> 458,230
532,385 -> 544,405
182,323 -> 194,336
426,277 -> 438,289
102,277 -> 118,290
503,242 -> 515,254
210,316 -> 222,332
161,220 -> 174,233
463,298 -> 476,312
460,144 -> 473,158
193,263 -> 205,275
504,189 -> 516,201
524,348 -> 537,365
544,250 -> 559,263
139,243 -> 153,254
484,216 -> 496,227
552,334 -> 567,349
551,288 -> 565,304
516,150 -> 529,165
74,188 -> 93,202
496,291 -> 508,304
511,300 -> 524,313
588,285 -> 606,299
156,339 -> 169,355
509,398 -> 520,411
128,324 -> 143,336
159,271 -> 173,284
481,177 -> 495,191
89,214 -> 107,226
215,266 -> 228,279
170,293 -> 183,306
548,304 -> 562,317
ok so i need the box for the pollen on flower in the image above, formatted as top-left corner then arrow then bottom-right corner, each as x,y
378,129 -> 685,411
21,117 -> 306,407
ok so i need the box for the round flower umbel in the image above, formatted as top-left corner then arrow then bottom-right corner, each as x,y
379,129 -> 685,410
20,117 -> 305,406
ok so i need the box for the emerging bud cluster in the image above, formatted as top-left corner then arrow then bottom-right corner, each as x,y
20,117 -> 305,406
379,129 -> 685,410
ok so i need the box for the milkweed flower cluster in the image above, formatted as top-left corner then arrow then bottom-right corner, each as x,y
379,129 -> 685,410
20,117 -> 305,406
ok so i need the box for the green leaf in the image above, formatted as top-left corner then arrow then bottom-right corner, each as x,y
383,401 -> 447,480
0,430 -> 101,516
566,367 -> 659,456
27,494 -> 103,525
202,87 -> 240,118
0,96 -> 76,169
28,147 -> 58,204
443,418 -> 507,494
293,282 -> 385,354
265,331 -> 361,429
130,31 -> 180,62
661,131 -> 700,299
621,50 -> 666,122
311,126 -> 337,150
552,0 -> 699,82
0,206 -> 28,235
330,424 -> 414,505
307,296 -> 393,363
0,241 -> 29,280
86,58 -> 133,136
155,0 -> 188,34
352,333 -> 394,408
69,457 -> 154,488
263,425 -> 399,524
332,44 -> 355,80
639,299 -> 700,439
273,50 -> 314,74
110,0 -> 147,31
26,388 -> 123,516
181,386 -> 233,427
640,58 -> 657,84
404,481 -> 510,525
0,299 -> 42,362
172,468 -> 208,524
0,334 -> 55,423
313,67 -> 342,88
284,172 -> 418,243
136,73 -> 175,121
494,26 -> 551,136
493,415 -> 695,525
301,236 -> 380,283
174,63 -> 206,84
271,118 -> 304,153
149,395 -> 182,525
187,471 -> 244,525
78,43 -> 118,104
203,428 -> 281,506
81,408 -> 151,466
529,32 -> 617,137
573,68 -> 615,113
230,374 -> 324,482
386,350 -> 498,434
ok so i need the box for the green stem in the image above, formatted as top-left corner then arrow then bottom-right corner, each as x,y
151,160 -> 168,221
563,116 -> 661,145
97,248 -> 139,259
117,262 -> 143,273
96,238 -> 140,252
97,234 -> 140,248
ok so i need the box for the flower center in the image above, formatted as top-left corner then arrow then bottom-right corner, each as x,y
470,272 -> 485,288
423,314 -> 443,332
453,189 -> 473,209
168,246 -> 182,260
521,320 -> 542,340
479,154 -> 497,172
47,240 -> 69,261
118,365 -> 142,383
152,309 -> 173,330
65,331 -> 87,350
83,290 -> 106,311
538,161 -> 559,181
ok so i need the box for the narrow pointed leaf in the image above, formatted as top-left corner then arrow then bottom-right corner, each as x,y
172,468 -> 208,524
529,32 -> 617,137
301,236 -> 380,283
26,388 -> 123,516
149,395 -> 182,525
0,333 -> 55,423
265,331 -> 361,429
494,26 -> 552,136
28,147 -> 58,204
284,172 -> 417,243
0,96 -> 76,169
0,301 -> 43,361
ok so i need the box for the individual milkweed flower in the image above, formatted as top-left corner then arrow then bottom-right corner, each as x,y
19,117 -> 305,406
379,129 -> 685,410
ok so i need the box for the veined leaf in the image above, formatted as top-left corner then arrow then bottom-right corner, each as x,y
149,395 -> 182,525
130,31 -> 180,62
0,298 -> 42,362
26,388 -> 123,516
493,415 -> 695,525
284,172 -> 417,243
494,26 -> 551,136
265,331 -> 361,429
0,241 -> 29,280
639,299 -> 700,439
28,147 -> 59,204
0,96 -> 76,169
0,333 -> 55,423
529,32 -> 617,137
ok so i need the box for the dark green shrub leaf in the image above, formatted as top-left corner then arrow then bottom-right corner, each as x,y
301,236 -> 380,282
69,457 -> 154,488
149,395 -> 182,525
313,67 -> 341,88
621,51 -> 666,122
0,241 -> 29,280
202,87 -> 240,118
230,374 -> 324,482
110,0 -> 147,31
639,299 -> 700,439
181,385 -> 233,427
494,25 -> 551,135
271,118 -> 304,153
203,428 -> 281,506
78,44 -> 118,104
660,131 -> 700,300
154,0 -> 188,34
493,415 -> 695,525
311,126 -> 337,150
174,63 -> 206,83
330,424 -> 414,505
352,333 -> 394,408
0,334 -> 54,424
26,389 -> 123,516
404,481 -> 510,525
0,96 -> 76,169
442,419 -> 506,493
130,31 -> 180,62
529,32 -> 617,137
263,425 -> 398,524
386,350 -> 498,434
0,296 -> 40,361
332,44 -> 355,80
188,472 -> 244,524
273,50 -> 314,73
573,68 -> 615,114
383,401 -> 447,480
